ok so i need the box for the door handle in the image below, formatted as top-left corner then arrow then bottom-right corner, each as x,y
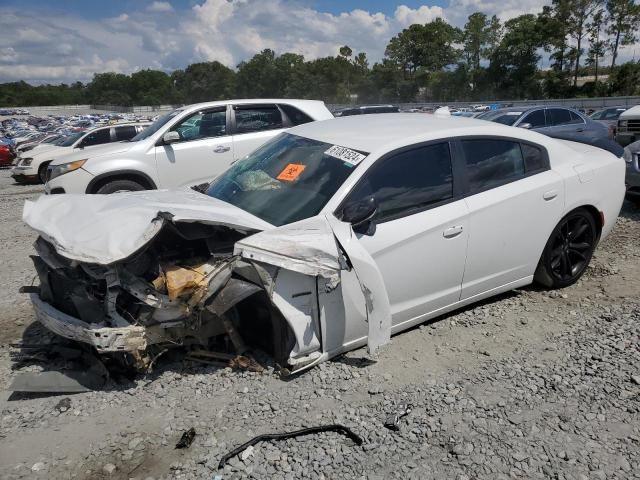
543,190 -> 558,201
213,145 -> 230,153
443,225 -> 463,238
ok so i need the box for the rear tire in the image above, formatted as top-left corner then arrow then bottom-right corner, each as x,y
534,208 -> 597,289
95,179 -> 145,194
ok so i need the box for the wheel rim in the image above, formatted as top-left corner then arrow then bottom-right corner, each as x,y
549,214 -> 595,281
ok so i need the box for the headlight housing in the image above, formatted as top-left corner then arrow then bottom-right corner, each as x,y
20,157 -> 33,166
618,120 -> 628,128
48,159 -> 87,181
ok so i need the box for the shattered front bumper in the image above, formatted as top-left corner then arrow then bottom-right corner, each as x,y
30,293 -> 149,353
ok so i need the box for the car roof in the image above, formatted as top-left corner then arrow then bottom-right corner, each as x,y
184,98 -> 325,111
287,113 -> 547,154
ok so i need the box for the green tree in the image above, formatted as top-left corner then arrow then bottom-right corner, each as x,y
605,0 -> 640,68
87,73 -> 132,105
463,12 -> 490,70
585,9 -> 607,82
176,61 -> 235,103
489,14 -> 544,98
567,0 -> 603,87
129,69 -> 172,105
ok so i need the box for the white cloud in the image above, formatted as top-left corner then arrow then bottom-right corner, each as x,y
0,0 -> 637,84
147,1 -> 174,13
394,5 -> 446,27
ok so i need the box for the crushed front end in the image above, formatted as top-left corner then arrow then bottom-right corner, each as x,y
25,222 -> 300,371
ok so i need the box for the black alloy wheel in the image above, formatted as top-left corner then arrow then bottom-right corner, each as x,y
535,208 -> 597,288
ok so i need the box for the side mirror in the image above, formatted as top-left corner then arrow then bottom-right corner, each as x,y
518,122 -> 532,129
162,131 -> 180,144
342,197 -> 377,235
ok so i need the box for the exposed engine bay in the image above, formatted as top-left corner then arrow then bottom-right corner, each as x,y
28,222 -> 304,372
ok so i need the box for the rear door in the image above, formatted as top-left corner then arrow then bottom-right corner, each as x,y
547,108 -> 587,137
459,138 -> 564,299
154,106 -> 233,188
231,104 -> 287,159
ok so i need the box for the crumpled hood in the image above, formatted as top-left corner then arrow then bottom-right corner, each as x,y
23,189 -> 273,264
49,142 -> 133,166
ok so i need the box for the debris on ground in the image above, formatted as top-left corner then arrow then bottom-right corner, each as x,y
217,424 -> 363,469
383,403 -> 412,431
175,428 -> 196,449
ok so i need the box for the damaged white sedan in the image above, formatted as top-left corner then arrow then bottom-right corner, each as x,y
22,114 -> 625,374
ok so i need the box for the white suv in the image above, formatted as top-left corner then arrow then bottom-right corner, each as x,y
11,123 -> 150,184
45,99 -> 333,194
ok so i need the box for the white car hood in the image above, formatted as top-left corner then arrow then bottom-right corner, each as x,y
28,145 -> 67,158
49,141 -> 134,166
23,189 -> 272,264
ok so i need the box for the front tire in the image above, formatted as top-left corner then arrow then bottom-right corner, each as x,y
534,208 -> 597,289
38,162 -> 50,184
95,179 -> 145,194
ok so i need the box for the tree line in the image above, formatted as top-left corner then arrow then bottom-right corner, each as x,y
1,0 -> 639,107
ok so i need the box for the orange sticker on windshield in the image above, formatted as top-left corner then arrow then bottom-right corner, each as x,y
277,163 -> 306,181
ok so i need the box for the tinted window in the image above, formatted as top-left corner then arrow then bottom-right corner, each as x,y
206,133 -> 357,226
461,139 -> 525,192
279,104 -> 313,126
486,112 -> 523,126
603,109 -> 624,120
235,106 -> 283,134
115,126 -> 137,141
347,143 -> 453,222
549,108 -> 580,126
569,111 -> 585,124
521,109 -> 546,128
172,109 -> 226,141
590,110 -> 604,120
82,128 -> 111,147
521,144 -> 546,173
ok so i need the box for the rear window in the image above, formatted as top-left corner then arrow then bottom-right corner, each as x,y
461,139 -> 525,193
115,126 -> 137,141
235,106 -> 283,134
279,104 -> 313,126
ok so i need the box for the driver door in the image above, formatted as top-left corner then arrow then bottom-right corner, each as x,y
339,142 -> 469,332
154,106 -> 234,188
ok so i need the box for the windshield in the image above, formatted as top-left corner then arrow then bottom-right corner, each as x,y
206,133 -> 364,226
130,109 -> 184,141
58,132 -> 85,147
483,111 -> 523,126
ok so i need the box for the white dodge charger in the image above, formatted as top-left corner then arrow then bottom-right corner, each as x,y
23,114 -> 625,374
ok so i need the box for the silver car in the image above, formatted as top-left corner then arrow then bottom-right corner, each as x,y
479,106 -> 610,142
624,140 -> 640,205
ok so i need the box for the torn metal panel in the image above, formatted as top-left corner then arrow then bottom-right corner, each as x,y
23,189 -> 272,265
207,278 -> 263,317
270,269 -> 321,359
30,293 -> 149,352
234,216 -> 342,287
326,214 -> 392,355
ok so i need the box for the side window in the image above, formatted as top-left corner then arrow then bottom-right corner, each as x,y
234,105 -> 283,134
171,109 -> 227,141
569,111 -> 585,124
590,111 -> 603,120
521,109 -> 546,128
279,104 -> 313,126
115,126 -> 137,141
521,144 -> 547,173
461,139 -> 525,193
81,128 -> 111,147
346,143 -> 453,222
548,108 -> 574,126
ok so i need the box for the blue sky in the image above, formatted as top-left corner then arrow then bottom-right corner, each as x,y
0,0 -> 599,84
0,0 -> 450,19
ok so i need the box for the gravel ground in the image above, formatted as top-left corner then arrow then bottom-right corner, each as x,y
0,168 -> 638,480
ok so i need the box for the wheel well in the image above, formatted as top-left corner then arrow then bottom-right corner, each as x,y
578,205 -> 603,241
87,171 -> 156,194
38,161 -> 51,174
